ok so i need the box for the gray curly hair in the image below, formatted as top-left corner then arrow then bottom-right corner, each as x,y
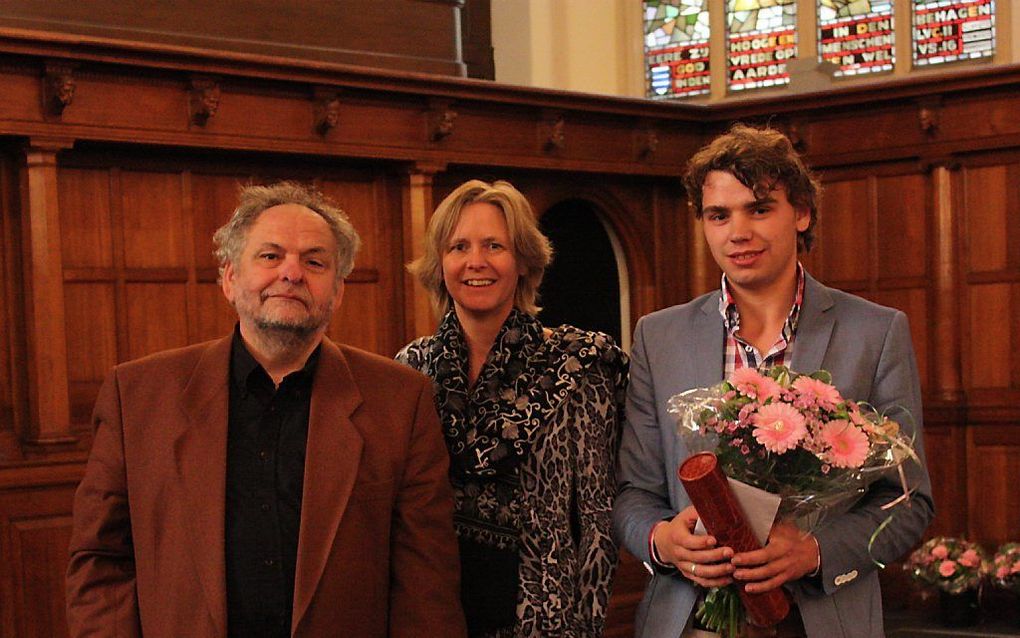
213,181 -> 361,282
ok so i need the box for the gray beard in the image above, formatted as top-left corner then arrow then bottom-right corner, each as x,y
253,317 -> 321,351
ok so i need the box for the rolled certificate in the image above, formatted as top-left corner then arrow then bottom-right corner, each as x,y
678,451 -> 790,627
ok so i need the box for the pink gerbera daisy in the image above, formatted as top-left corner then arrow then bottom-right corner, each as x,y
932,545 -> 949,560
939,560 -> 957,578
959,549 -> 979,568
820,420 -> 870,468
791,376 -> 843,411
730,368 -> 783,402
752,403 -> 807,453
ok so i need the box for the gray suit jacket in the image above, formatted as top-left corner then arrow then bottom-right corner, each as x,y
613,274 -> 934,638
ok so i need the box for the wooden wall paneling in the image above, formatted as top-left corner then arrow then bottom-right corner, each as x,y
190,172 -> 239,274
401,164 -> 443,344
959,160 -> 1020,403
962,164 -> 1010,275
875,173 -> 928,283
937,89 -> 1020,148
686,209 -> 716,300
331,284 -> 383,355
965,283 -> 1012,391
18,139 -> 75,446
966,425 -> 1020,545
816,166 -> 933,395
928,163 -> 962,404
874,171 -> 931,396
57,168 -> 113,270
604,551 -> 649,638
193,283 -> 236,344
0,470 -> 81,638
922,424 -> 968,538
119,170 -> 186,270
649,178 -> 688,314
0,149 -> 25,446
816,176 -> 871,288
62,283 -> 116,424
124,283 -> 190,361
379,175 -> 410,355
9,515 -> 72,638
188,172 -> 239,343
57,167 -> 116,425
320,170 -> 402,355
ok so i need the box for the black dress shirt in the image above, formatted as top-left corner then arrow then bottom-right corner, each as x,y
225,328 -> 319,638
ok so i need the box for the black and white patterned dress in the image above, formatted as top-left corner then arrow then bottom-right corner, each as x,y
397,309 -> 628,637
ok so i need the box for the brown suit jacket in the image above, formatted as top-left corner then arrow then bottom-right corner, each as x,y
66,334 -> 467,638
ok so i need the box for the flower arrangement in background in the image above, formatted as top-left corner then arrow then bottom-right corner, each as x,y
905,536 -> 989,594
991,542 -> 1020,595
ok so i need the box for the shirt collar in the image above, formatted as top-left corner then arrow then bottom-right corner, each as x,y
230,324 -> 322,393
718,262 -> 806,335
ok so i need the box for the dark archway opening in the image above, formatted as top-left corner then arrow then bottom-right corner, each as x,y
537,199 -> 623,345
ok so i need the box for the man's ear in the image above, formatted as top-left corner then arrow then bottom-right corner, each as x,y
331,279 -> 345,311
221,262 -> 236,303
795,206 -> 811,233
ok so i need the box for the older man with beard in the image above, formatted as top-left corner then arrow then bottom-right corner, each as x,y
66,182 -> 466,638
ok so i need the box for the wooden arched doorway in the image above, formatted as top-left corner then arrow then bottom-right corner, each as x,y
537,198 -> 629,349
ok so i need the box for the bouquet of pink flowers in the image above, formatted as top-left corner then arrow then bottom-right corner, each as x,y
991,542 -> 1020,594
905,536 -> 988,594
668,366 -> 917,527
667,366 -> 920,637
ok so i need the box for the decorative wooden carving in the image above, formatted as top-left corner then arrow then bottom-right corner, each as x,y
543,112 -> 565,153
427,100 -> 457,142
638,127 -> 659,159
918,101 -> 941,137
42,61 -> 77,117
776,119 -> 806,152
188,76 -> 221,126
313,87 -> 342,136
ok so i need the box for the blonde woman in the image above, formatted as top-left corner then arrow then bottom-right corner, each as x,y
397,180 -> 628,637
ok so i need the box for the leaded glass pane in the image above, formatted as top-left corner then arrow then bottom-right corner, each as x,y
818,1 -> 894,76
913,0 -> 995,66
644,0 -> 711,99
726,0 -> 797,92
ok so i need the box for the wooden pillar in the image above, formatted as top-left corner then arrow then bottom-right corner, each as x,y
930,161 -> 963,403
19,137 -> 76,446
402,162 -> 446,342
687,209 -> 711,299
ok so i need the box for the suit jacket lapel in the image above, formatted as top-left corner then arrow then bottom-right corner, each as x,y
791,274 -> 836,374
173,335 -> 232,636
292,338 -> 364,632
693,292 -> 725,388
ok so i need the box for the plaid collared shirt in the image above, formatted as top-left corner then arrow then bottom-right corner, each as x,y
720,263 -> 806,377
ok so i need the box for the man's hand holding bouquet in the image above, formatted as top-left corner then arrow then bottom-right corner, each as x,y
666,366 -> 920,638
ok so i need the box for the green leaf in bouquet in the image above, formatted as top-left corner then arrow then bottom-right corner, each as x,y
767,365 -> 794,387
808,369 -> 833,384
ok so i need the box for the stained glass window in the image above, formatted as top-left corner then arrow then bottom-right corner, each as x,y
818,1 -> 894,76
727,0 -> 798,92
913,0 -> 995,66
644,0 -> 711,99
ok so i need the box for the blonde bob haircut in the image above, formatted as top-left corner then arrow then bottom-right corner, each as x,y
409,179 -> 553,318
